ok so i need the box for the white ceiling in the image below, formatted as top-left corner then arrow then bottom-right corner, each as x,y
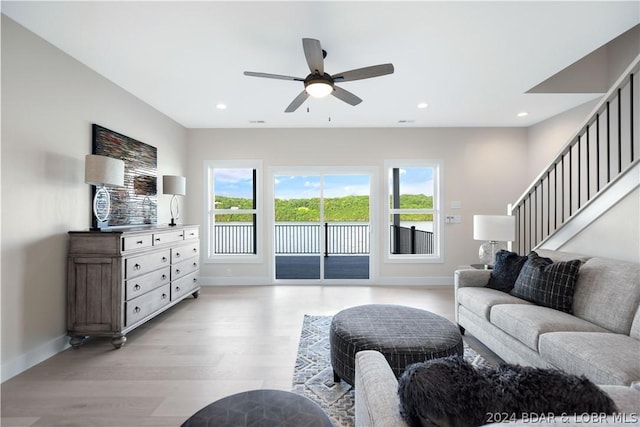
3,1 -> 639,128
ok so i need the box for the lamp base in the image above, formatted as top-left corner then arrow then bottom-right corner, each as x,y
169,218 -> 177,227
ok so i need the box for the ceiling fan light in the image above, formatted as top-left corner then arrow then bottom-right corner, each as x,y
305,81 -> 333,98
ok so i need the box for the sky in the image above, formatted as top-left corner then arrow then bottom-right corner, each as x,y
213,167 -> 433,200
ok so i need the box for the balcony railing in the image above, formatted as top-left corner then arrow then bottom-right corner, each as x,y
214,222 -> 436,256
214,222 -> 370,255
390,224 -> 434,254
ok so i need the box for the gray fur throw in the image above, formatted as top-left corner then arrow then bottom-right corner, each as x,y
397,356 -> 618,427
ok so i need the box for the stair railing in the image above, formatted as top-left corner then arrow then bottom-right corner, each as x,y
511,56 -> 639,254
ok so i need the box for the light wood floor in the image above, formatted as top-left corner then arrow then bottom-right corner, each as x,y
1,285 -> 491,427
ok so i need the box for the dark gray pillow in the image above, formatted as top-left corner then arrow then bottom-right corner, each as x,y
510,251 -> 581,313
487,250 -> 528,292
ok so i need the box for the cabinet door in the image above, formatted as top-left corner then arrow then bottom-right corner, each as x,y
67,256 -> 120,332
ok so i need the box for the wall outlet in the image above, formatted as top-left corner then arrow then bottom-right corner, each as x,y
445,215 -> 462,224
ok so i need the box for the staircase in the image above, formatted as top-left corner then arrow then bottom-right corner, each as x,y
511,56 -> 639,258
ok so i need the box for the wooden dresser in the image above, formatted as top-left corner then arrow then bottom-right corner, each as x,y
67,225 -> 200,348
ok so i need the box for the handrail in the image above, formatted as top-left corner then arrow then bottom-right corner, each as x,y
512,55 -> 639,210
511,55 -> 639,254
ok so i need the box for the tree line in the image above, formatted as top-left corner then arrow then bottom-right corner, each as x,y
214,194 -> 433,222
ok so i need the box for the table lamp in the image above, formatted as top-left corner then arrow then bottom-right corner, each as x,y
473,215 -> 515,267
163,175 -> 186,226
85,154 -> 125,230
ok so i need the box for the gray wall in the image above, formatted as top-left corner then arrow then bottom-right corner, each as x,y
1,16 -> 189,381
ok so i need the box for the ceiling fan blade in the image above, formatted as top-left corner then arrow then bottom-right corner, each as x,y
302,38 -> 324,74
244,71 -> 304,81
332,63 -> 394,82
285,91 -> 310,113
332,86 -> 362,106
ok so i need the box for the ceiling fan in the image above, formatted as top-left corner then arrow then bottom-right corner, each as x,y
244,38 -> 394,113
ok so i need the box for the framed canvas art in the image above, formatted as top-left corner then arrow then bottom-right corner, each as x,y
92,124 -> 157,229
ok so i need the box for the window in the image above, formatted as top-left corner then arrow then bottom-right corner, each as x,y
205,160 -> 262,261
385,160 -> 443,262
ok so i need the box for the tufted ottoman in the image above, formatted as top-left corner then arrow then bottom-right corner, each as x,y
329,304 -> 463,385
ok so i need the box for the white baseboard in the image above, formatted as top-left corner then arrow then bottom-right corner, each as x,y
199,275 -> 453,286
2,334 -> 70,383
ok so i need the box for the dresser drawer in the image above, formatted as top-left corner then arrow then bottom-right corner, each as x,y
172,242 -> 199,263
122,234 -> 153,251
153,230 -> 186,245
171,271 -> 199,301
125,284 -> 171,327
184,227 -> 199,240
125,249 -> 170,279
125,266 -> 170,300
172,258 -> 199,281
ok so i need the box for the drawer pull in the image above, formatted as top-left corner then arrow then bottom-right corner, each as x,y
175,269 -> 181,275
162,274 -> 167,280
193,248 -> 197,253
136,240 -> 144,245
179,234 -> 184,238
162,293 -> 167,300
134,263 -> 141,270
134,307 -> 141,313
193,262 -> 198,268
193,278 -> 197,283
189,232 -> 195,236
162,257 -> 167,262
175,252 -> 181,258
175,286 -> 181,292
155,237 -> 161,242
134,284 -> 141,291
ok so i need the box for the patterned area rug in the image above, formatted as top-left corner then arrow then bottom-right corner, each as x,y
291,314 -> 491,427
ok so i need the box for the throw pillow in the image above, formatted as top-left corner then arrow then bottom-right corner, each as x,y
510,251 -> 582,313
486,250 -> 528,292
397,356 -> 617,427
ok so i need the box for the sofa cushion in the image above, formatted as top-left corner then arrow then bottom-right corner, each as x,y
630,307 -> 640,340
539,332 -> 640,386
486,250 -> 528,292
490,304 -> 608,351
511,252 -> 582,313
458,287 -> 532,321
572,257 -> 640,335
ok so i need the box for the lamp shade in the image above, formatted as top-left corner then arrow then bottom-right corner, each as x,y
473,215 -> 515,242
163,175 -> 186,196
84,154 -> 124,187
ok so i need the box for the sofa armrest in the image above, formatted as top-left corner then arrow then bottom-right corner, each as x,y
355,350 -> 409,427
454,268 -> 491,290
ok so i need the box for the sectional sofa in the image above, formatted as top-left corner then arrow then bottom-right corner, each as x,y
353,248 -> 640,426
455,249 -> 640,386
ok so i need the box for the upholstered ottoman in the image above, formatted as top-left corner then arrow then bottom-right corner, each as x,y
329,304 -> 463,385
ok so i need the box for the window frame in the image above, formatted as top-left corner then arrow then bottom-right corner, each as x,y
384,159 -> 444,263
204,159 -> 263,263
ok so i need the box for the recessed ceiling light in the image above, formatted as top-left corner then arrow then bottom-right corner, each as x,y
216,103 -> 227,110
517,111 -> 528,117
417,102 -> 428,109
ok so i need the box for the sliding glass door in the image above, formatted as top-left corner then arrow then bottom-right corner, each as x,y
273,170 -> 371,281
